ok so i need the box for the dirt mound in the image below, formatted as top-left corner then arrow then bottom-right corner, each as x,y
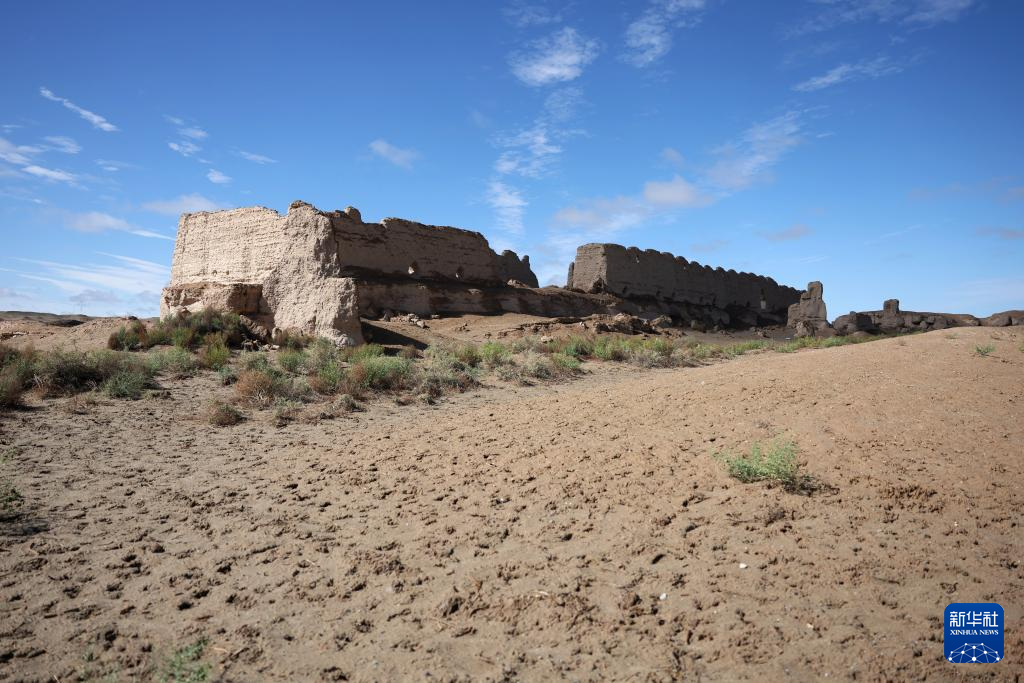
0,326 -> 1021,680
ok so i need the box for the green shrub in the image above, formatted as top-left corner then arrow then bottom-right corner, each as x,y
108,320 -> 148,351
240,352 -> 272,373
349,343 -> 386,363
276,329 -> 313,350
518,351 -> 554,379
418,358 -> 478,397
310,360 -> 345,394
148,347 -> 198,378
197,334 -> 230,370
591,336 -> 629,361
217,365 -> 237,386
278,348 -> 308,374
975,344 -> 995,357
102,370 -> 149,399
349,356 -> 415,392
556,335 -> 595,358
171,326 -> 197,350
479,341 -> 511,367
718,441 -> 804,490
550,352 -> 582,374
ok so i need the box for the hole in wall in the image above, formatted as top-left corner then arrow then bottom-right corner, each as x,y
408,262 -> 418,276
455,267 -> 464,280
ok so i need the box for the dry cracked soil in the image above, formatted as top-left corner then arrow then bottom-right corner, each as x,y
0,324 -> 1022,681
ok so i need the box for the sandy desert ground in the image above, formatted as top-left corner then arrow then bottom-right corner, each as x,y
0,319 -> 1022,681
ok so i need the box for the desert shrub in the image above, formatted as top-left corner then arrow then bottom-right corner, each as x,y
398,345 -> 420,359
276,329 -> 313,350
591,336 -> 629,362
550,352 -> 582,374
108,320 -> 148,351
723,340 -> 772,357
518,351 -> 554,379
102,369 -> 149,399
626,346 -> 671,368
509,336 -> 545,354
272,399 -> 303,426
348,356 -> 415,392
147,309 -> 250,351
479,341 -> 511,367
496,363 -> 527,384
240,352 -> 272,373
556,335 -> 595,358
975,344 -> 995,357
197,334 -> 231,370
234,369 -> 277,407
418,358 -> 478,397
277,348 -> 308,374
310,360 -> 345,394
304,338 -> 344,373
171,326 -> 197,350
148,347 -> 199,378
207,400 -> 243,426
349,343 -> 386,363
0,343 -> 21,368
217,365 -> 237,385
718,441 -> 803,490
0,367 -> 24,408
333,393 -> 362,413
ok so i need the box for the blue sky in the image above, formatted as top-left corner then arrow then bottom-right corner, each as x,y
1,0 -> 1021,318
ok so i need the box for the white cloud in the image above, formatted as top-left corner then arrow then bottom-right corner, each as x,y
623,0 -> 706,67
509,27 -> 600,87
643,175 -> 711,207
62,210 -> 172,240
22,165 -> 77,184
178,127 -> 207,140
793,56 -> 904,92
206,169 -> 231,184
142,193 -> 224,215
39,87 -> 118,132
168,141 -> 201,157
503,2 -> 562,27
237,150 -> 278,164
42,136 -> 81,154
368,139 -> 419,169
705,111 -> 803,190
164,115 -> 185,126
487,181 -> 528,234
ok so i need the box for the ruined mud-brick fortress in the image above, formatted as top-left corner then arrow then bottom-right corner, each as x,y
161,200 -> 1023,344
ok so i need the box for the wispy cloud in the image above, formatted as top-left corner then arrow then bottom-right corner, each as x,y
368,139 -> 419,169
690,239 -> 729,253
6,253 -> 169,315
760,223 -> 813,242
488,181 -> 528,234
661,147 -> 685,167
503,2 -> 562,27
168,140 -> 201,157
787,0 -> 978,37
61,210 -> 172,240
236,150 -> 278,164
39,87 -> 118,132
553,196 -> 652,237
543,86 -> 585,122
178,127 -> 207,140
793,55 -> 904,92
977,227 -> 1024,240
95,159 -> 137,172
22,165 -> 77,184
0,137 -> 40,166
141,193 -> 224,215
206,169 -> 231,184
494,124 -> 566,178
42,136 -> 81,154
623,0 -> 706,67
509,27 -> 600,87
705,111 -> 803,190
